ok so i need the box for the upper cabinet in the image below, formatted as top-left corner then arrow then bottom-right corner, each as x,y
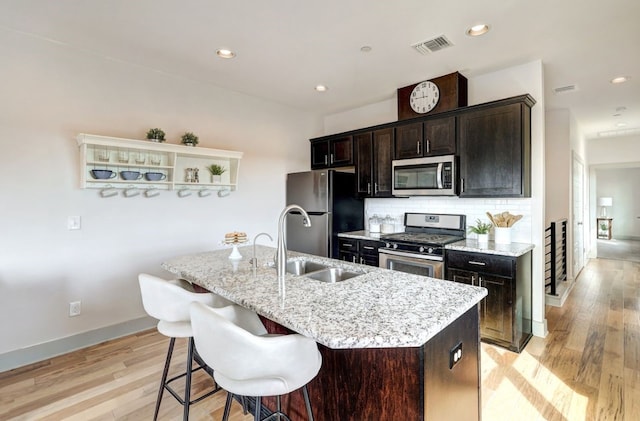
310,135 -> 354,169
355,128 -> 393,198
394,116 -> 456,159
457,95 -> 534,198
77,133 -> 243,197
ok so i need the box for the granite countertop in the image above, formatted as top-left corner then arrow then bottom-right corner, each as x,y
162,245 -> 487,349
337,230 -> 384,241
446,239 -> 535,257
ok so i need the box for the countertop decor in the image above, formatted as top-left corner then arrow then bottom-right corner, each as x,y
162,245 -> 487,349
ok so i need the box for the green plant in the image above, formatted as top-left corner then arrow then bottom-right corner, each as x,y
181,131 -> 199,146
207,164 -> 226,176
146,128 -> 166,142
600,223 -> 608,231
468,219 -> 493,235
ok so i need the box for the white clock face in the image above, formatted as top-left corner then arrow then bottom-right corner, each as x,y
409,81 -> 440,113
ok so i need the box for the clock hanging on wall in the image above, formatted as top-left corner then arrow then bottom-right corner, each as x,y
397,71 -> 468,121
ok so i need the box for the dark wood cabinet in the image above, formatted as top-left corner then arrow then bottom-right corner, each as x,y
446,249 -> 532,352
310,135 -> 354,169
355,128 -> 393,197
338,238 -> 382,267
394,116 -> 456,159
457,96 -> 533,197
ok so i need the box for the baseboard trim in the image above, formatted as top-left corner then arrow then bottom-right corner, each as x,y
0,316 -> 156,373
532,319 -> 548,338
546,278 -> 575,308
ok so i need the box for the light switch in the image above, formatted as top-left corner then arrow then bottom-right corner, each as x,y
67,216 -> 81,230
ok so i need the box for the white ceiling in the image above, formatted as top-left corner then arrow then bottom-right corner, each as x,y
2,0 -> 638,138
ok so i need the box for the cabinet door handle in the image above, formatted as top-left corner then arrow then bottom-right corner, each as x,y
471,275 -> 476,286
426,139 -> 430,154
324,155 -> 328,165
363,246 -> 375,250
374,182 -> 378,194
360,257 -> 365,264
417,141 -> 421,155
460,178 -> 464,193
343,243 -> 353,247
330,153 -> 334,164
468,261 -> 486,266
478,276 -> 483,287
367,182 -> 371,194
352,256 -> 357,263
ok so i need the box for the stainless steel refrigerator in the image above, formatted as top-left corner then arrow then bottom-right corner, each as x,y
286,170 -> 364,258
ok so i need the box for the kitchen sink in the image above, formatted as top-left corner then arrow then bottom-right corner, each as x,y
281,259 -> 329,275
305,268 -> 361,283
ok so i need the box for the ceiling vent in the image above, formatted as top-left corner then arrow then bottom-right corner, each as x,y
411,35 -> 453,55
553,84 -> 578,94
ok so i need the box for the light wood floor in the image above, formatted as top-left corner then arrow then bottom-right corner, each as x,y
1,257 -> 638,420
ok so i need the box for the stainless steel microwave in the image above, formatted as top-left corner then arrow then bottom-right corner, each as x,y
392,155 -> 457,196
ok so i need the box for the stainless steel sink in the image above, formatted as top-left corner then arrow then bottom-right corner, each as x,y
305,268 -> 361,283
284,260 -> 329,275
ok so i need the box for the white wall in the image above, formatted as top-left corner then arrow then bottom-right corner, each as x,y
0,28 -> 320,363
323,60 -> 548,337
545,110 -> 571,224
588,133 -> 640,251
595,168 -> 640,239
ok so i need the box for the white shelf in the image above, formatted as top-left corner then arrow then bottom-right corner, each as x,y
77,133 -> 243,197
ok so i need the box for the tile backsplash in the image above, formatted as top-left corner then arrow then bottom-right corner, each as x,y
365,197 -> 533,243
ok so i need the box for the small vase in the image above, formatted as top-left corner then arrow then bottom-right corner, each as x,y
211,174 -> 222,184
477,233 -> 489,243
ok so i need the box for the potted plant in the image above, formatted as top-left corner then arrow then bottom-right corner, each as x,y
207,164 -> 226,183
468,219 -> 492,243
146,128 -> 166,142
181,131 -> 199,146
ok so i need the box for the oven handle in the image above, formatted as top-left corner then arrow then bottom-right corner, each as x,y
378,248 -> 443,262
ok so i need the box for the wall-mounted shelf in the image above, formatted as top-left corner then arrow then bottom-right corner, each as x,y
77,134 -> 243,197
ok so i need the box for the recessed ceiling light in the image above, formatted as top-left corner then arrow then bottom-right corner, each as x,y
360,46 -> 372,53
315,85 -> 328,92
610,76 -> 629,84
616,122 -> 627,127
216,48 -> 236,59
466,24 -> 490,37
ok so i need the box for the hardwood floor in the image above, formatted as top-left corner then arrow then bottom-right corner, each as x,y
1,257 -> 638,420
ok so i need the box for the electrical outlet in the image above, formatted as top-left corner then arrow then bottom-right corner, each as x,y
449,341 -> 463,369
67,216 -> 81,230
69,301 -> 81,317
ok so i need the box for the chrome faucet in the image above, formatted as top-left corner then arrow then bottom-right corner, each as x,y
276,204 -> 311,297
250,232 -> 273,275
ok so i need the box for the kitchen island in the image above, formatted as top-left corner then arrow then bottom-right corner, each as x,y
162,245 -> 487,420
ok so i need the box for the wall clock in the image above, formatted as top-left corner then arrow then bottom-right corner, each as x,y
409,81 -> 440,114
397,72 -> 468,121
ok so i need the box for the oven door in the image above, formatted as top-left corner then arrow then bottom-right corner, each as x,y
379,249 -> 443,279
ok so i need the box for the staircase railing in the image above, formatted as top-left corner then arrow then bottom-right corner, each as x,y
545,219 -> 567,296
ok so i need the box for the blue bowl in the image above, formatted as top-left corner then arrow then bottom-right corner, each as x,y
144,172 -> 166,181
120,171 -> 142,180
90,169 -> 115,179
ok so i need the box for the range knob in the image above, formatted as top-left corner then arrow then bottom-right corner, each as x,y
428,247 -> 434,254
392,243 -> 398,249
419,246 -> 425,253
385,242 -> 391,248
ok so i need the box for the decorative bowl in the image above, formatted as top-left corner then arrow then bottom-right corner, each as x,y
90,169 -> 116,180
120,170 -> 142,180
144,172 -> 166,181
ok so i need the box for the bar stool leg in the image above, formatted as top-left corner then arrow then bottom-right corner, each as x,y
254,396 -> 262,421
222,392 -> 233,421
303,385 -> 314,421
183,338 -> 195,420
154,337 -> 176,421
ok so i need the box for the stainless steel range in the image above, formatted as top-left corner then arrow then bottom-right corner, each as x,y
379,213 -> 466,279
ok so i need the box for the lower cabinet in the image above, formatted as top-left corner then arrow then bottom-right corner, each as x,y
338,238 -> 382,267
446,250 -> 532,352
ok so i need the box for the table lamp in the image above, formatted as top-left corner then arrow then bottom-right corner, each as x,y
598,197 -> 612,217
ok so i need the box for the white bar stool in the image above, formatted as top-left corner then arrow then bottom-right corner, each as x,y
190,301 -> 322,421
138,273 -> 230,420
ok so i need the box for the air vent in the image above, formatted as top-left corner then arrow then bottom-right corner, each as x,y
553,85 -> 578,94
411,35 -> 454,55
